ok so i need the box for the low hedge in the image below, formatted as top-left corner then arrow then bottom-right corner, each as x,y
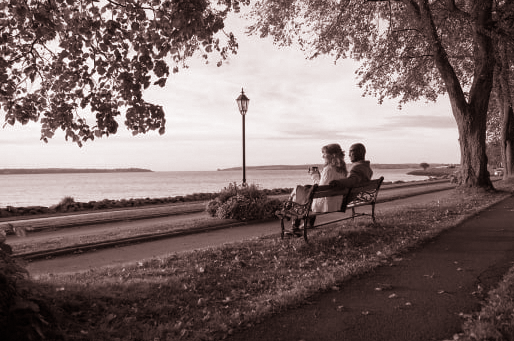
0,188 -> 292,220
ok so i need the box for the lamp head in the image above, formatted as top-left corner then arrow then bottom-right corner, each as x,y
236,88 -> 249,116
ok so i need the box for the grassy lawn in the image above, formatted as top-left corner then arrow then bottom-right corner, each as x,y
9,181 -> 514,341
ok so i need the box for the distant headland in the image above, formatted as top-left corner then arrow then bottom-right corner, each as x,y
0,168 -> 152,175
217,163 -> 452,171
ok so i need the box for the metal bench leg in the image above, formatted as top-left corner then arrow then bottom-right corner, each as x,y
371,203 -> 376,223
351,207 -> 356,220
280,218 -> 285,239
302,217 -> 309,242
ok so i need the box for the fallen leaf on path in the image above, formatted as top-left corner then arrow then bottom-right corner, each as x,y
106,313 -> 116,323
375,283 -> 393,291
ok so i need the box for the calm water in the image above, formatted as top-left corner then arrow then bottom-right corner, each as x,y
0,168 -> 426,208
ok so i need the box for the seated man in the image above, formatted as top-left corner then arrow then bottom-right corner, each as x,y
330,143 -> 372,188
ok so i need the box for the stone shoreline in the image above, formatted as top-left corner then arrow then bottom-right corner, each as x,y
0,187 -> 292,219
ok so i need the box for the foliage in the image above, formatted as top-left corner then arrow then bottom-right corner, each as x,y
419,162 -> 429,170
247,0 -> 514,188
0,229 -> 63,340
53,196 -> 76,212
30,184 -> 512,340
0,0 -> 239,145
206,182 -> 283,221
248,0 -> 480,104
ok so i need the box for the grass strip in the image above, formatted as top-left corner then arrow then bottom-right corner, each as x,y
457,266 -> 514,341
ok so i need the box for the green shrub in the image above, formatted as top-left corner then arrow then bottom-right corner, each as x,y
263,198 -> 284,219
206,198 -> 222,216
54,196 -> 76,212
206,183 -> 282,221
0,230 -> 63,340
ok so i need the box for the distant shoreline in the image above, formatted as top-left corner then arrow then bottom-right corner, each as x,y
218,163 -> 456,171
0,168 -> 152,175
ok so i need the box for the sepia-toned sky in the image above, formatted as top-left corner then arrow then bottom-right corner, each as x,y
1,14 -> 461,171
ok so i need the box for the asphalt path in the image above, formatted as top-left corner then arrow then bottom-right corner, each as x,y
19,183 -> 455,277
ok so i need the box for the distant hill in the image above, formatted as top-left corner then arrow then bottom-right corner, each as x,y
0,168 -> 152,175
218,163 -> 454,171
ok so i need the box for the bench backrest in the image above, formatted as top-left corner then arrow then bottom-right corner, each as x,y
311,185 -> 350,199
342,176 -> 384,209
309,176 -> 384,212
281,177 -> 385,218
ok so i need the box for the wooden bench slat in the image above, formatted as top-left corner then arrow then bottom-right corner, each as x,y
311,186 -> 350,198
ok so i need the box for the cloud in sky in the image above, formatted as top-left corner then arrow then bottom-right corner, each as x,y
0,13 -> 461,171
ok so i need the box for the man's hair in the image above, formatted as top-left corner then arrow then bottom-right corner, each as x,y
350,143 -> 366,161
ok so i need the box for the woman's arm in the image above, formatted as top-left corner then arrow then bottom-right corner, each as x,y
318,166 -> 336,186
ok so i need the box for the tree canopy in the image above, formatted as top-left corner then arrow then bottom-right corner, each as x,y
0,0 -> 240,146
248,0 -> 513,188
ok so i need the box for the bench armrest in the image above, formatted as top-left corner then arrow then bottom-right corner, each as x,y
276,200 -> 312,219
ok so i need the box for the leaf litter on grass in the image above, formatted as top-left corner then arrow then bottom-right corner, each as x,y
33,184 -> 514,340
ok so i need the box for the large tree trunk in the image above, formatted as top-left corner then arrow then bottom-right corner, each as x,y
453,102 -> 492,187
411,0 -> 494,189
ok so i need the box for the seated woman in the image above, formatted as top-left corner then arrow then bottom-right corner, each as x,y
291,143 -> 347,231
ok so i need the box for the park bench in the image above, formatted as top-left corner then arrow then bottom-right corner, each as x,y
276,177 -> 384,242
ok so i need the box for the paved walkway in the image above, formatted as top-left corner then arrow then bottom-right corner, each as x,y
224,195 -> 514,341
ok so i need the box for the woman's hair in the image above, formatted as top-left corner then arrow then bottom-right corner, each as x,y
322,143 -> 347,176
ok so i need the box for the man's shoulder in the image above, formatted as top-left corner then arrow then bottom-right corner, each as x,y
351,160 -> 371,168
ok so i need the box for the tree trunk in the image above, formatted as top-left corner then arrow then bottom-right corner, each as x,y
500,104 -> 514,179
453,101 -> 492,187
410,0 -> 494,189
497,39 -> 514,179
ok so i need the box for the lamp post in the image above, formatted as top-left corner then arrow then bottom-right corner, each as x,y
236,88 -> 250,186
